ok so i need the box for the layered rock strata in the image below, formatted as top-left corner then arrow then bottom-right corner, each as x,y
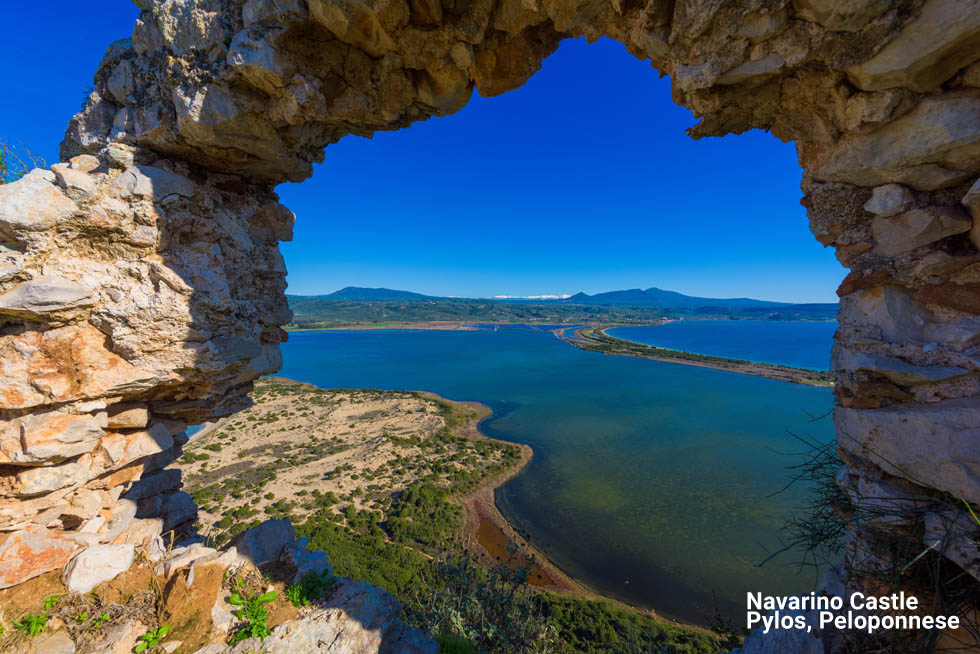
0,0 -> 978,649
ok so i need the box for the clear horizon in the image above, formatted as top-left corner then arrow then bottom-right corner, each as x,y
4,3 -> 845,304
295,285 -> 839,303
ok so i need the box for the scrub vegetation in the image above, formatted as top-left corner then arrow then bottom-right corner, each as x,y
176,377 -> 721,653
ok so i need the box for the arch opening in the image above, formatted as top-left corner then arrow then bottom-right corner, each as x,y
1,0 -> 979,649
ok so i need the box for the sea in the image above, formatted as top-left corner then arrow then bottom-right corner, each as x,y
277,321 -> 837,624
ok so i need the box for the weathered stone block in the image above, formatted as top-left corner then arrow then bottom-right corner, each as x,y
0,275 -> 93,320
871,206 -> 972,257
846,0 -> 980,92
839,285 -> 980,350
106,403 -> 150,429
803,91 -> 980,190
0,530 -> 77,589
793,0 -> 888,32
229,519 -> 294,567
0,175 -> 77,241
831,348 -> 968,385
64,543 -> 135,593
113,165 -> 196,200
1,411 -> 105,465
863,183 -> 914,217
835,397 -> 980,504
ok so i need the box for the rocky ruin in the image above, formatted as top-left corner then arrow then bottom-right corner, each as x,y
1,0 -> 979,650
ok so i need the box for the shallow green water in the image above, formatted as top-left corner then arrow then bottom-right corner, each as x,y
279,326 -> 835,624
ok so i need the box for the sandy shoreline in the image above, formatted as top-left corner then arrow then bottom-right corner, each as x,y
448,394 -> 713,636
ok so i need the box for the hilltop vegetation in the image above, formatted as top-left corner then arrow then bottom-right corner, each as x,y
174,377 -> 721,653
178,378 -> 520,546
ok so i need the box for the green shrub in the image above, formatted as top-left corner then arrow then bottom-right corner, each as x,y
436,634 -> 479,654
285,569 -> 337,607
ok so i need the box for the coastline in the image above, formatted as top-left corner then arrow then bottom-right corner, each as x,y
560,326 -> 834,386
286,320 -> 481,331
445,394 -> 714,637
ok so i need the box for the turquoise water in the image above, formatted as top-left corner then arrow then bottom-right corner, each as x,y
278,326 -> 835,624
610,320 -> 838,370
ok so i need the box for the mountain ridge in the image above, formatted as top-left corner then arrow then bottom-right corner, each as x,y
289,286 -> 834,310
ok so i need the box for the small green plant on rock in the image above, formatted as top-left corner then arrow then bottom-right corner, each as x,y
134,624 -> 170,652
286,569 -> 337,607
13,612 -> 47,637
228,587 -> 277,644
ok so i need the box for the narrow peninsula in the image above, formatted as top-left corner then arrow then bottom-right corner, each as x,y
561,327 -> 834,386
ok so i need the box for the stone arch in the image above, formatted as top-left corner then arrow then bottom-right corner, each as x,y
1,0 -> 979,644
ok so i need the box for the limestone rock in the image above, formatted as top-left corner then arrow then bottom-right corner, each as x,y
0,324 -> 165,410
229,519 -> 294,567
100,423 -> 174,468
1,411 -> 105,465
836,397 -> 980,504
137,490 -> 197,532
839,285 -> 980,350
51,163 -> 98,200
106,403 -> 149,429
101,498 -> 138,543
914,281 -> 980,314
716,54 -> 785,86
85,619 -> 146,654
863,183 -> 914,217
256,578 -> 438,653
26,629 -> 76,654
871,206 -> 972,256
63,543 -> 135,593
69,154 -> 100,173
157,542 -> 218,578
0,175 -> 77,241
124,468 -> 182,502
0,530 -> 77,588
962,177 -> 980,249
307,0 -> 397,58
280,537 -> 332,583
228,31 -> 287,94
64,490 -> 104,522
803,91 -> 980,190
846,0 -> 980,92
191,647 -> 226,654
963,177 -> 980,218
793,0 -> 888,32
0,275 -> 94,320
925,510 -> 980,580
113,165 -> 196,200
242,0 -> 308,27
831,349 -> 968,385
733,614 -> 823,653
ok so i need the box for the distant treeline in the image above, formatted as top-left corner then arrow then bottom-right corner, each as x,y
286,298 -> 837,327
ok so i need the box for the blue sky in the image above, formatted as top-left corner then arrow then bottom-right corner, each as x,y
3,2 -> 843,302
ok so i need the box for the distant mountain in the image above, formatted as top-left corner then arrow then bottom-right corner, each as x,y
286,285 -> 838,326
317,287 -> 439,301
559,287 -> 792,310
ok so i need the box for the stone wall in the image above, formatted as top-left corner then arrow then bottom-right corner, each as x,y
1,0 -> 978,645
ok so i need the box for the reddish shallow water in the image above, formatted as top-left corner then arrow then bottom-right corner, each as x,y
476,516 -> 553,587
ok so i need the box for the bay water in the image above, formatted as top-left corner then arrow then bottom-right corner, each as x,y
278,323 -> 835,624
